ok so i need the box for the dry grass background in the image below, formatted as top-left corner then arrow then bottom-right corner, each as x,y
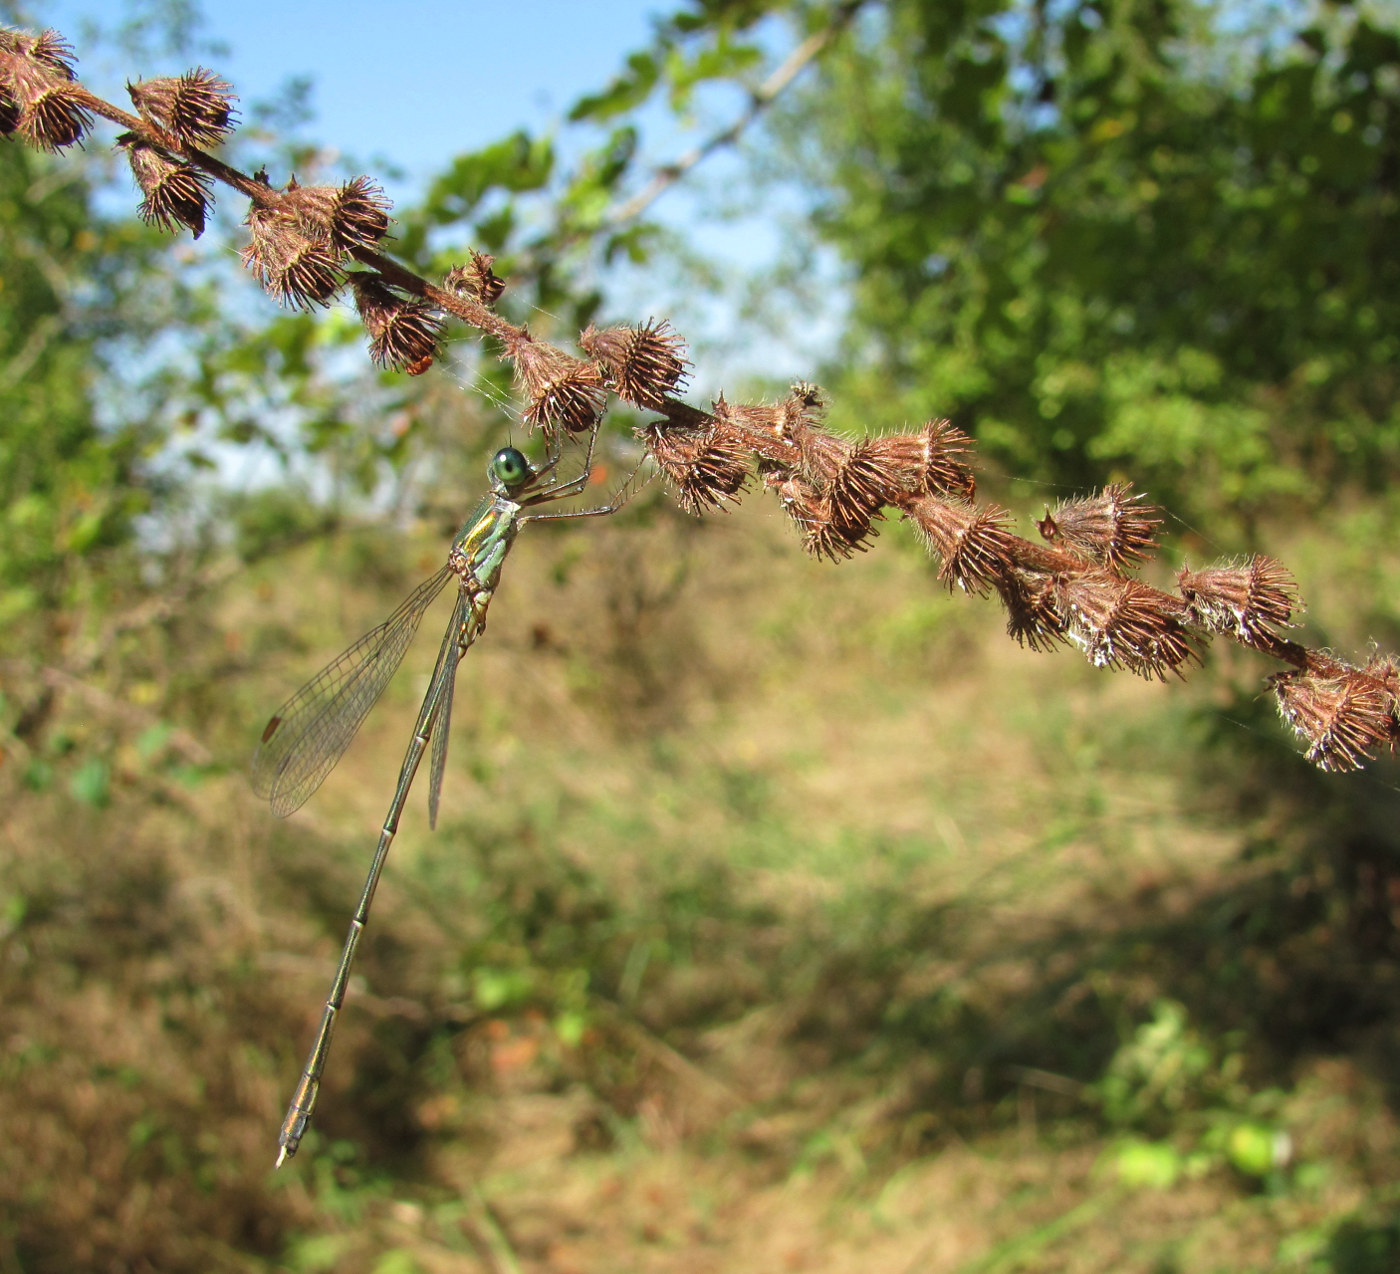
4,486 -> 1400,1273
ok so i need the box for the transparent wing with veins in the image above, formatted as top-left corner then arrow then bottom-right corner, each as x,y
252,566 -> 453,817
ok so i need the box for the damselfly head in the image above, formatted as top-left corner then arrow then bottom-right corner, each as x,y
489,446 -> 532,492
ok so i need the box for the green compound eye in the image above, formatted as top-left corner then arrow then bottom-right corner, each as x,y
489,446 -> 530,489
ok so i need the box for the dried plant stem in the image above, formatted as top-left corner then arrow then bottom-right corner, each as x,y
3,18 -> 1397,773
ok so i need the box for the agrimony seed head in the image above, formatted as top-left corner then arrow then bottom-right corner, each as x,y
580,319 -> 689,410
120,134 -> 213,237
1038,483 -> 1161,573
505,333 -> 606,435
862,420 -> 977,503
640,416 -> 750,513
1,31 -> 91,150
241,204 -> 342,309
1177,555 -> 1299,646
999,569 -> 1069,652
127,67 -> 237,148
904,496 -> 1015,595
1056,571 -> 1196,680
352,275 -> 443,374
1272,667 -> 1396,772
279,176 -> 392,251
768,471 -> 877,561
444,251 -> 506,306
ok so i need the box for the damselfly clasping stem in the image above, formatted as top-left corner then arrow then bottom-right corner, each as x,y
256,428 -> 649,1165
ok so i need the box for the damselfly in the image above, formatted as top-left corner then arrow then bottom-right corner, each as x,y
253,431 -> 642,1166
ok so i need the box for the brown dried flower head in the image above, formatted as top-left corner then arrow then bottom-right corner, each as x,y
768,471 -> 876,562
0,27 -> 78,77
862,420 -> 977,504
352,275 -> 443,373
999,569 -> 1069,652
505,334 -> 607,434
1038,483 -> 1161,574
640,415 -> 750,513
1177,555 -> 1299,646
1,30 -> 91,150
444,251 -> 506,306
904,496 -> 1016,595
278,176 -> 391,252
127,67 -> 237,148
1272,667 -> 1397,772
824,439 -> 895,537
241,205 -> 342,309
120,134 -> 212,237
1057,571 -> 1197,680
580,319 -> 689,410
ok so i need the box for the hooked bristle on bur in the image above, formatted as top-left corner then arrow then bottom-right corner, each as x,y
1037,483 -> 1161,574
241,205 -> 342,309
640,418 -> 750,513
1056,571 -> 1197,680
580,319 -> 690,410
1272,666 -> 1397,771
1,32 -> 90,150
120,134 -> 212,237
444,251 -> 506,306
352,275 -> 443,373
505,334 -> 607,434
1177,555 -> 1300,645
127,67 -> 237,149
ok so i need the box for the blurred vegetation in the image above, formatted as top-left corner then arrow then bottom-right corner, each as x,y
784,0 -> 1400,534
4,0 -> 1400,1271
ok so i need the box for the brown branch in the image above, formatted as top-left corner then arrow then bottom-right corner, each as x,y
3,18 -> 1396,774
602,0 -> 868,228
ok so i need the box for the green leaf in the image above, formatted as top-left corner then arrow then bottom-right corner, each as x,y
1225,1122 -> 1287,1178
1111,1137 -> 1183,1189
69,756 -> 111,808
423,132 -> 555,224
135,723 -> 175,762
569,51 -> 661,121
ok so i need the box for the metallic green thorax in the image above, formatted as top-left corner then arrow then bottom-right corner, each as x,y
448,447 -> 540,610
448,489 -> 524,608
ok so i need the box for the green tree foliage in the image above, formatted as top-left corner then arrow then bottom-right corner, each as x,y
784,0 -> 1400,528
0,142 -> 154,631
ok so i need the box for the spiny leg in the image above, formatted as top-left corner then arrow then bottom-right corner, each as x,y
524,454 -> 657,523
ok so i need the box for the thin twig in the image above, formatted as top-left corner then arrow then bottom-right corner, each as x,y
603,0 -> 868,227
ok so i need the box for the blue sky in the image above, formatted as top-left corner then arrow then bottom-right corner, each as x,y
29,0 -> 843,388
39,0 -> 673,189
